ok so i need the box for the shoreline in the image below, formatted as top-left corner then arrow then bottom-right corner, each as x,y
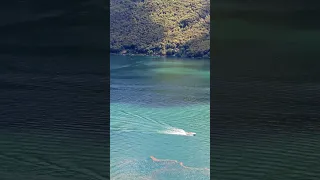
110,52 -> 210,60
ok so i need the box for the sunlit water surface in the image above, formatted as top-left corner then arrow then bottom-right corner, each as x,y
110,55 -> 210,180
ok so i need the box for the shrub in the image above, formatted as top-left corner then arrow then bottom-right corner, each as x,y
147,49 -> 153,55
166,48 -> 173,55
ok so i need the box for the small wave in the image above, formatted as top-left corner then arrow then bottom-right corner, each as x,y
110,64 -> 132,71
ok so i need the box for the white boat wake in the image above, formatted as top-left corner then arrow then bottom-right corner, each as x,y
114,110 -> 196,136
159,127 -> 196,136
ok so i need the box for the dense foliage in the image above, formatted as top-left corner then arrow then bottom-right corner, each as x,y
110,0 -> 210,58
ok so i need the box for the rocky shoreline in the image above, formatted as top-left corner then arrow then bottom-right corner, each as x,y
110,47 -> 210,59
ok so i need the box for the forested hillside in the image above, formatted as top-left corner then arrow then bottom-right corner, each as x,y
110,0 -> 210,58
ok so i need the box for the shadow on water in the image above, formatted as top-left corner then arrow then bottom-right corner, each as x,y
212,0 -> 320,179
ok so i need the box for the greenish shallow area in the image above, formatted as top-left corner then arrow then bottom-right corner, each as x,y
152,67 -> 210,78
110,55 -> 210,179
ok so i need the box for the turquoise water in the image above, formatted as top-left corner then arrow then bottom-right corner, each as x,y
110,55 -> 210,179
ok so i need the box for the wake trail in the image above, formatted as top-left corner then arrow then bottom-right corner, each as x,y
110,115 -> 157,133
119,110 -> 171,128
113,110 -> 195,136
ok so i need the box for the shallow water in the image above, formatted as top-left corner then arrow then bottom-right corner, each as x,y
110,55 -> 210,179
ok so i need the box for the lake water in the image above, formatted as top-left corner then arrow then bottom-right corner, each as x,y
0,54 -> 109,179
212,2 -> 320,179
211,75 -> 320,179
110,55 -> 210,179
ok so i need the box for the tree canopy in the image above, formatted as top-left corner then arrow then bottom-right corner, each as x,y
110,0 -> 210,58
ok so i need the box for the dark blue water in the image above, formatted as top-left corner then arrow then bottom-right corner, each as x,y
212,1 -> 320,179
0,54 -> 109,180
0,1 -> 109,179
